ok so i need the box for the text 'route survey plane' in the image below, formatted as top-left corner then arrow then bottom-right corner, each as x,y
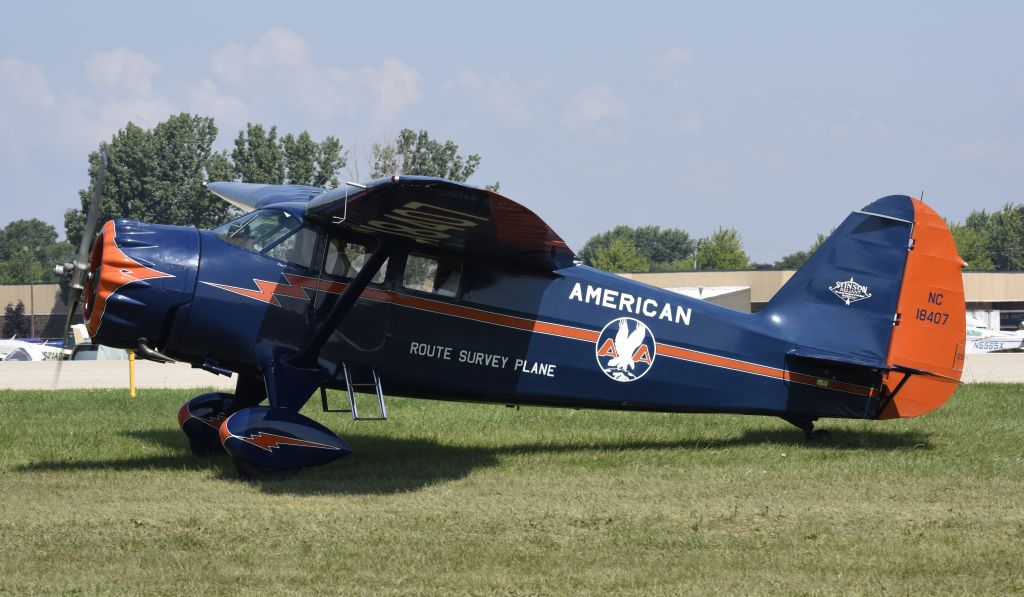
56,163 -> 967,478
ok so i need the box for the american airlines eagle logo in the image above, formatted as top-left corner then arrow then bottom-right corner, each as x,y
595,317 -> 656,382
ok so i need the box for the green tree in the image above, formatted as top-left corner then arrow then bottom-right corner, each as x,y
696,228 -> 749,270
949,210 -> 995,271
206,150 -> 234,183
232,123 -> 286,184
282,132 -> 347,187
579,225 -> 694,272
983,204 -> 1024,271
2,300 -> 30,337
588,236 -> 651,272
636,226 -> 695,272
0,219 -> 74,284
149,114 -> 224,227
774,233 -> 828,270
370,129 -> 480,181
65,114 -> 233,247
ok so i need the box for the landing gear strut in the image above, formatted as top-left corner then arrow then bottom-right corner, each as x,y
781,416 -> 830,440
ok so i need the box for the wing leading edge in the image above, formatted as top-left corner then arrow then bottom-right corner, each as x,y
207,182 -> 326,212
303,176 -> 576,271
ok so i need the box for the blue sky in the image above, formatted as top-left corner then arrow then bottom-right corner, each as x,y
1,1 -> 1021,262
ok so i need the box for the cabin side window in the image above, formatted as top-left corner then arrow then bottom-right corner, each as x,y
324,237 -> 387,284
402,253 -> 462,297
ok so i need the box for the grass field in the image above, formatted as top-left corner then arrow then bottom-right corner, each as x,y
1,385 -> 1022,595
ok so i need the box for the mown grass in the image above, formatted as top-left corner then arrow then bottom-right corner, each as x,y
0,385 -> 1022,595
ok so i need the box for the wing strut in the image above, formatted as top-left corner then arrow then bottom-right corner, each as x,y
288,246 -> 390,369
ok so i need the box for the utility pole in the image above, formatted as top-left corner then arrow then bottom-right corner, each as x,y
22,246 -> 37,338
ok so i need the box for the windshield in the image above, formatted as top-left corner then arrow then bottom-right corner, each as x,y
213,210 -> 300,253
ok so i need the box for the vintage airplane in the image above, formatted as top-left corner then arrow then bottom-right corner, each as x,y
55,155 -> 967,478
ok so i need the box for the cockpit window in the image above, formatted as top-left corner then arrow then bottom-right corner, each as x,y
264,226 -> 318,269
213,210 -> 300,253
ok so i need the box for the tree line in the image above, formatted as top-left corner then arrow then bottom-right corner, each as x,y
0,113 -> 488,288
577,205 -> 1024,272
2,109 -> 1023,289
63,114 -> 489,248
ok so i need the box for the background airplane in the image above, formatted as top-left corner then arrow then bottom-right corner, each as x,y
965,314 -> 1024,353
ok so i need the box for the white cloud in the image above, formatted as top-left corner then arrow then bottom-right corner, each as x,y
444,71 -> 537,125
211,28 -> 313,87
565,84 -> 629,128
86,47 -> 160,96
0,58 -> 57,163
79,47 -> 177,133
324,58 -> 423,123
0,49 -> 180,165
209,28 -> 423,124
0,58 -> 55,107
188,79 -> 250,131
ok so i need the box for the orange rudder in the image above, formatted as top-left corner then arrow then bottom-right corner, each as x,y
880,198 -> 966,419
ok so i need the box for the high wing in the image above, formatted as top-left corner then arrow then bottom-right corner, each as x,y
303,176 -> 576,271
206,182 -> 326,211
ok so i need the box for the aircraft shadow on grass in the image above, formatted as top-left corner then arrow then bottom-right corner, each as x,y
14,425 -> 933,495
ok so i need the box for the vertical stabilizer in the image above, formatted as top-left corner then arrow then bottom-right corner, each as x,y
763,195 -> 965,419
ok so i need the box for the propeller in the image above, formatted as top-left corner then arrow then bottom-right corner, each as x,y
52,144 -> 108,387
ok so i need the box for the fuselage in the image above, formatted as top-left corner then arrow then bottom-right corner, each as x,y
86,204 -> 881,423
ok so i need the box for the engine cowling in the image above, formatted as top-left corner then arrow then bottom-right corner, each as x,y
83,219 -> 199,351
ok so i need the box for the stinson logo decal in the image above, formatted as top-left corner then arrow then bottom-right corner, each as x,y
829,277 -> 872,306
595,317 -> 656,382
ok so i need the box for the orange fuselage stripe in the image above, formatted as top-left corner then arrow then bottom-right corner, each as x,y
206,273 -> 878,398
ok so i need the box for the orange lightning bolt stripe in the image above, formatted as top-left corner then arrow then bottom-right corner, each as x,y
201,273 -> 322,306
227,431 -> 341,452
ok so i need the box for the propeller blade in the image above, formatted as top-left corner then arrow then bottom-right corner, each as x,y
70,144 -> 108,291
53,144 -> 108,388
50,295 -> 79,389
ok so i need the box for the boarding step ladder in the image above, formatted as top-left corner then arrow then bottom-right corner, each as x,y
319,363 -> 388,421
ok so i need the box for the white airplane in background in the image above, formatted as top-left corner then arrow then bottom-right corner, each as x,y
0,337 -> 66,361
0,324 -> 90,361
966,315 -> 1024,354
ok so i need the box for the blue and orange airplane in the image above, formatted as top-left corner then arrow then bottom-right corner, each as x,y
56,162 -> 966,478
